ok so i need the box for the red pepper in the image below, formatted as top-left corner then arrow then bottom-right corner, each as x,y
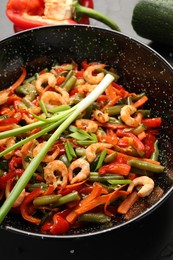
141,117 -> 162,128
20,187 -> 43,225
98,162 -> 131,176
142,132 -> 156,158
0,170 -> 23,189
0,112 -> 22,126
8,156 -> 23,171
116,129 -> 145,156
6,0 -> 120,33
41,213 -> 70,235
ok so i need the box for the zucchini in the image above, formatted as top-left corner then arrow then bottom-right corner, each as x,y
131,0 -> 173,46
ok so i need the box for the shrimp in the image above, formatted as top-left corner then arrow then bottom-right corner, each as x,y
68,158 -> 90,184
75,119 -> 98,133
40,91 -> 66,110
32,141 -> 60,162
73,84 -> 97,95
127,176 -> 154,197
83,64 -> 105,84
44,160 -> 68,190
0,89 -> 10,105
93,109 -> 110,123
120,105 -> 141,127
0,137 -> 16,159
5,179 -> 26,208
20,139 -> 38,157
85,143 -> 113,162
54,86 -> 70,103
35,72 -> 56,93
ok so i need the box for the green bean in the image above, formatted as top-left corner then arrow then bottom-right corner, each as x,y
104,152 -> 117,164
60,70 -> 77,92
150,140 -> 159,161
133,123 -> 147,135
104,104 -> 124,116
78,213 -> 111,224
136,109 -> 151,117
33,194 -> 62,206
27,182 -> 48,191
51,191 -> 80,207
89,172 -> 124,182
128,159 -> 164,173
108,117 -> 123,124
131,93 -> 146,102
108,179 -> 132,185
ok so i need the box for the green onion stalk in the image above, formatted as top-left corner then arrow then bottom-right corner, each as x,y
0,74 -> 114,224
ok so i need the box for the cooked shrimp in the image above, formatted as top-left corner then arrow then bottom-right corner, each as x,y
74,84 -> 97,95
44,160 -> 68,190
127,176 -> 154,197
20,139 -> 38,157
0,89 -> 10,105
75,119 -> 98,133
40,91 -> 66,110
68,158 -> 90,184
32,141 -> 60,162
93,109 -> 110,123
5,179 -> 26,208
54,86 -> 70,103
0,137 -> 16,159
120,105 -> 141,127
35,72 -> 56,93
83,64 -> 105,84
85,143 -> 113,162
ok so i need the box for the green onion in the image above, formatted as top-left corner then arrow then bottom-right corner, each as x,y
65,140 -> 76,162
95,149 -> 107,171
0,73 -> 114,224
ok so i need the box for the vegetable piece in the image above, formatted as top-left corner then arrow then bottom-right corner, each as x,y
117,190 -> 139,214
127,159 -> 165,173
98,162 -> 131,176
6,0 -> 120,32
78,213 -> 111,224
20,187 -> 43,225
131,0 -> 173,46
0,73 -> 114,224
33,194 -> 62,206
42,213 -> 70,235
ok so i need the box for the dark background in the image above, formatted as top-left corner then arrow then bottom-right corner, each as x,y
0,1 -> 173,259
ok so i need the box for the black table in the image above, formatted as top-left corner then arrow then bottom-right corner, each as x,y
0,1 -> 173,259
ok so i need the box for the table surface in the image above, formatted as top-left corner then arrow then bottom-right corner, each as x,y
0,1 -> 173,260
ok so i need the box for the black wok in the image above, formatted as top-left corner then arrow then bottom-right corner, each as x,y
0,25 -> 173,238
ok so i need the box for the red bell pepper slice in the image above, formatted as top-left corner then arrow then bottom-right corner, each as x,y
0,113 -> 22,126
116,129 -> 145,156
41,213 -> 70,235
141,117 -> 162,128
20,187 -> 43,225
98,162 -> 131,176
142,132 -> 156,158
0,169 -> 23,189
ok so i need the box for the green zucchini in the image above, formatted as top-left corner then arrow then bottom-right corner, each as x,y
131,0 -> 173,46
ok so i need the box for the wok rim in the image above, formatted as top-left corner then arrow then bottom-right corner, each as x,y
0,24 -> 173,238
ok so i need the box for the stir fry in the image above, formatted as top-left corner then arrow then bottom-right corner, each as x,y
0,60 -> 165,235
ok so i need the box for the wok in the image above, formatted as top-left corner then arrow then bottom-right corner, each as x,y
0,25 -> 173,238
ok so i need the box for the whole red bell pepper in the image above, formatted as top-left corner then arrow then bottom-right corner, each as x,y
6,0 -> 120,32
